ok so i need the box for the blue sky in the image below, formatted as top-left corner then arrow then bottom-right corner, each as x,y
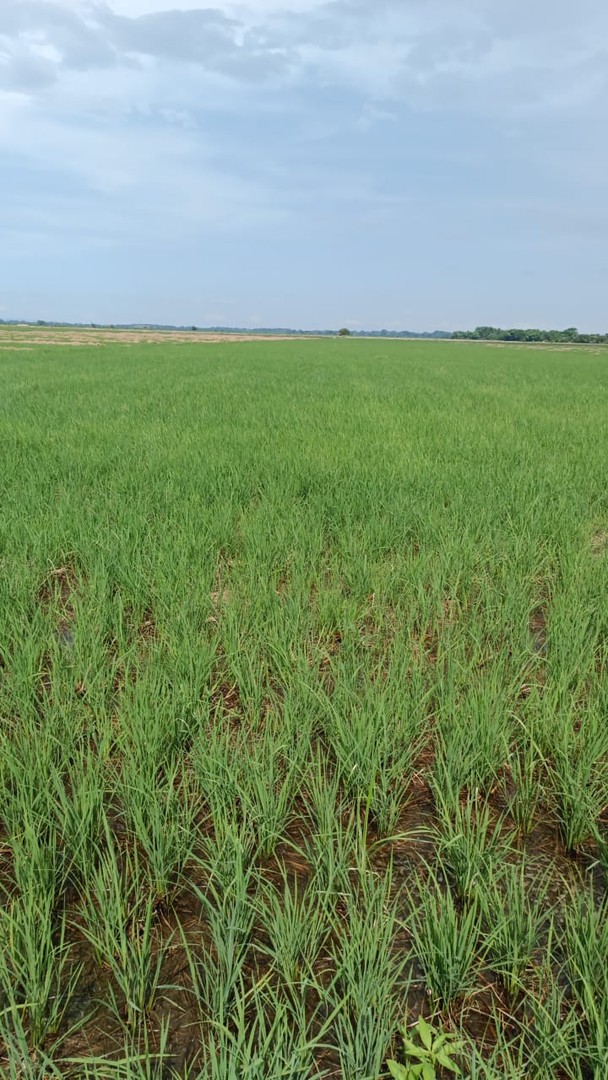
1,0 -> 607,331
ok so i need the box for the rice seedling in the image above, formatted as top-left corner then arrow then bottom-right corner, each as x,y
551,703 -> 608,851
327,687 -> 419,836
118,758 -> 198,904
0,1013 -> 67,1080
325,865 -> 407,1079
480,861 -> 550,996
254,868 -> 329,990
191,721 -> 248,827
433,795 -> 514,902
200,809 -> 258,892
300,754 -> 360,899
240,720 -> 304,857
0,816 -> 79,1050
0,893 -> 78,1051
198,981 -> 320,1080
50,749 -> 107,886
79,830 -> 170,1026
467,1019 -> 527,1080
525,970 -> 582,1079
430,682 -> 510,817
505,717 -> 545,836
184,858 -> 259,1025
563,885 -> 608,1072
69,1018 -> 172,1079
1,718 -> 71,851
407,874 -> 483,1009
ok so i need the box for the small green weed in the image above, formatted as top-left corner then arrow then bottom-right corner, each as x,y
388,1015 -> 465,1079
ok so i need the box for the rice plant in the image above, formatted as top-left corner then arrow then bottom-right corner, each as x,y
0,893 -> 78,1050
239,720 -> 304,857
118,758 -> 199,903
79,831 -> 169,1026
184,858 -> 258,1026
407,874 -> 483,1009
50,749 -> 106,885
326,687 -> 419,836
198,982 -> 320,1079
506,720 -> 545,836
525,971 -> 582,1079
0,819 -> 78,1049
563,885 -> 608,1072
551,704 -> 608,851
433,794 -> 514,902
254,868 -> 329,990
325,866 -> 407,1079
480,861 -> 550,995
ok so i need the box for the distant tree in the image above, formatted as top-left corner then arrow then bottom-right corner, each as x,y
338,327 -> 351,336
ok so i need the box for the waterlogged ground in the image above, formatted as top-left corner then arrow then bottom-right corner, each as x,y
1,338 -> 608,1077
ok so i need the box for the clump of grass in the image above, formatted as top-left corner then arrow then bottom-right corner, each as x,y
254,868 -> 329,990
480,861 -> 550,996
79,828 -> 169,1026
327,686 -> 419,836
563,884 -> 608,1072
433,794 -> 514,902
68,1018 -> 172,1079
506,720 -> 545,836
0,815 -> 79,1050
301,756 -> 359,898
240,720 -> 304,857
325,865 -> 407,1079
407,873 -> 482,1009
525,969 -> 581,1079
50,748 -> 106,886
551,704 -> 608,851
118,757 -> 198,903
430,690 -> 509,819
0,891 -> 77,1052
199,982 -> 318,1080
184,857 -> 258,1026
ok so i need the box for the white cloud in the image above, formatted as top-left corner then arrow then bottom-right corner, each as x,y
114,0 -> 327,15
1,0 -> 606,114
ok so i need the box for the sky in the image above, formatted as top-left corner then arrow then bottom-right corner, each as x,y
1,0 -> 607,331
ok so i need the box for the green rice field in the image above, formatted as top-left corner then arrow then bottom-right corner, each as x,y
1,336 -> 608,1077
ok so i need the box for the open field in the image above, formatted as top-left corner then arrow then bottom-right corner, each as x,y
1,338 -> 608,1077
0,326 -> 312,348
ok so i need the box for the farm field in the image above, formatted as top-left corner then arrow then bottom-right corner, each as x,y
1,337 -> 608,1078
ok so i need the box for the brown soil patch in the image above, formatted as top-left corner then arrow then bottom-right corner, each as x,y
38,564 -> 80,684
137,608 -> 158,644
591,528 -> 608,557
529,605 -> 547,657
412,596 -> 459,667
38,563 -> 79,614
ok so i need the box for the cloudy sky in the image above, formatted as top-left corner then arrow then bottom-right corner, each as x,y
1,0 -> 607,330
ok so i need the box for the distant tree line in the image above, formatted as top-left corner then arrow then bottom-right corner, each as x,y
0,318 -> 452,339
2,318 -> 604,343
452,326 -> 608,344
